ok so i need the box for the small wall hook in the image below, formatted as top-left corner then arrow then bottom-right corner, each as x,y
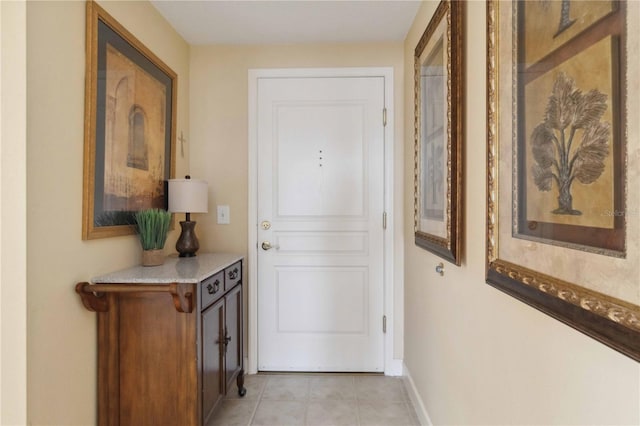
435,262 -> 444,276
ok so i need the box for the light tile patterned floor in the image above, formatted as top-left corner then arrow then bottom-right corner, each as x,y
208,374 -> 420,426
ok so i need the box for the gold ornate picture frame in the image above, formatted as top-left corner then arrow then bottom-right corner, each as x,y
414,0 -> 464,265
486,0 -> 640,361
82,0 -> 176,240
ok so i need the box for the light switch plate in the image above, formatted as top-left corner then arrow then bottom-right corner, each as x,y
217,205 -> 230,224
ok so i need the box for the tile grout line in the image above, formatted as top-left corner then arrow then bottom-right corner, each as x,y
303,377 -> 311,426
353,375 -> 362,426
246,375 -> 267,426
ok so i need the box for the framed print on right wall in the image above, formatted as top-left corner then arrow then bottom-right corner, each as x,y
486,0 -> 640,361
414,0 -> 464,265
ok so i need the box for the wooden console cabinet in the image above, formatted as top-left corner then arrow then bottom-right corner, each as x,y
76,253 -> 246,426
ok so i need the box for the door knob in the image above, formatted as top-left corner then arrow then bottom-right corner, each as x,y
261,241 -> 279,251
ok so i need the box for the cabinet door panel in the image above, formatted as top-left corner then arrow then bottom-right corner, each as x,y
202,298 -> 224,423
224,284 -> 242,391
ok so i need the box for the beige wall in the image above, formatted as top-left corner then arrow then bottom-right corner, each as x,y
189,43 -> 406,356
20,0 -> 640,424
26,1 -> 189,424
1,0 -> 28,423
403,2 -> 640,424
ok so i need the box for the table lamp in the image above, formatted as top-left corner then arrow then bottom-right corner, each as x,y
168,176 -> 208,257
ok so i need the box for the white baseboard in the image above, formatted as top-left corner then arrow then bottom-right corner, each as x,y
385,358 -> 404,376
403,363 -> 433,426
244,356 -> 257,374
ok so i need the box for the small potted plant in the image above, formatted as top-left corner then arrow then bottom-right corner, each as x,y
134,208 -> 172,266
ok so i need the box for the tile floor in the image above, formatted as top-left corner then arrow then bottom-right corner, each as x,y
208,374 -> 420,426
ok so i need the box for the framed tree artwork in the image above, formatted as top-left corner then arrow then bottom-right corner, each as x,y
414,0 -> 464,265
486,0 -> 640,360
82,0 -> 176,240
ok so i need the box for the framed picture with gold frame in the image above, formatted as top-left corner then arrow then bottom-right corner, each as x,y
82,0 -> 176,240
414,0 -> 464,265
486,0 -> 640,360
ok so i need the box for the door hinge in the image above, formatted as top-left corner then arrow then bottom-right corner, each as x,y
383,315 -> 387,333
382,212 -> 387,230
382,108 -> 387,127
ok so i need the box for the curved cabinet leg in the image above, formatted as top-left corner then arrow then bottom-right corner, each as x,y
237,369 -> 246,397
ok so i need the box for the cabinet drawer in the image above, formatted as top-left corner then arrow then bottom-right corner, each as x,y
224,261 -> 242,291
201,271 -> 224,310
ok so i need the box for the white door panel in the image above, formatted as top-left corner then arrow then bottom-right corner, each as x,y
275,103 -> 365,217
274,232 -> 368,255
257,76 -> 384,372
274,267 -> 367,334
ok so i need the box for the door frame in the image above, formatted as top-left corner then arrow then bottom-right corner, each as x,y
248,67 -> 402,375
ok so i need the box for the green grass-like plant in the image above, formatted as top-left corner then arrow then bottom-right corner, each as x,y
134,208 -> 171,250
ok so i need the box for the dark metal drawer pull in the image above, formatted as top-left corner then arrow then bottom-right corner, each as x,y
206,280 -> 220,295
228,268 -> 239,280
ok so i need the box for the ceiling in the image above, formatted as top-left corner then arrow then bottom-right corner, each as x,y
149,0 -> 422,45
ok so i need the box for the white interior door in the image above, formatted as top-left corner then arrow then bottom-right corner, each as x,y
257,75 -> 385,372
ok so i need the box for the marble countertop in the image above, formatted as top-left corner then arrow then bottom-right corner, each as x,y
91,252 -> 244,284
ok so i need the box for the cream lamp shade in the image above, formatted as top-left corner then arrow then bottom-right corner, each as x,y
168,178 -> 209,214
167,177 -> 209,257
